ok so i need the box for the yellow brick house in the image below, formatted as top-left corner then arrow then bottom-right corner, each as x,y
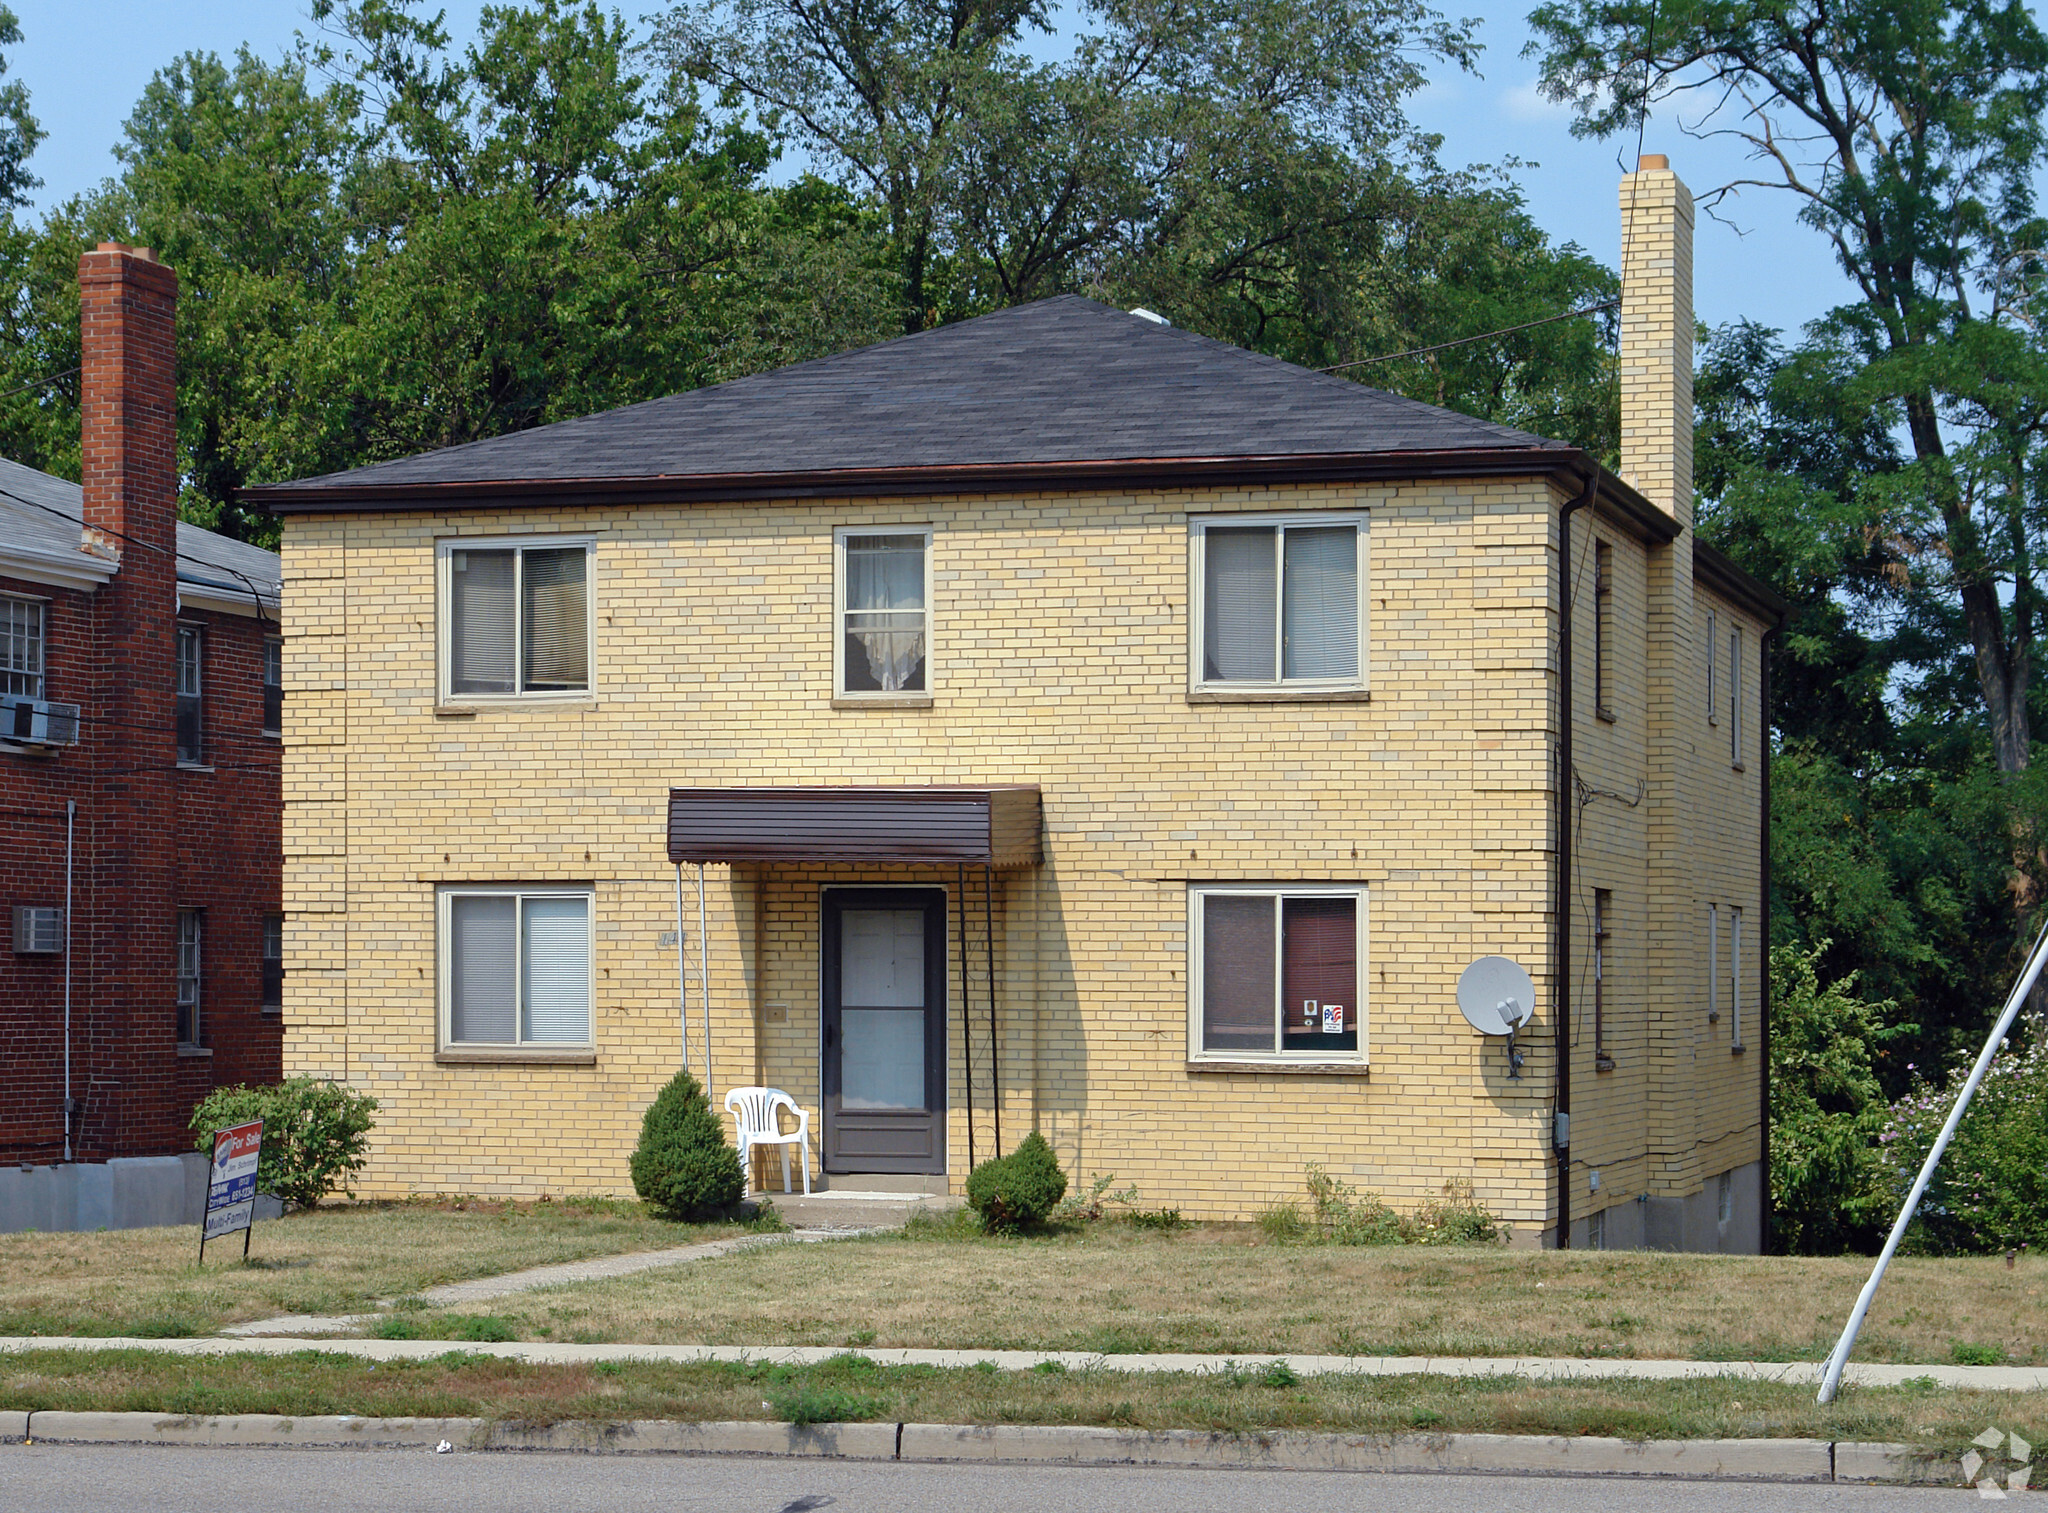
250,157 -> 1781,1249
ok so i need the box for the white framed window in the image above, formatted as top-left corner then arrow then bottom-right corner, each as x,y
175,624 -> 204,764
835,527 -> 931,697
1707,902 -> 1720,1024
438,885 -> 593,1048
176,908 -> 202,1045
436,537 -> 593,701
1188,886 -> 1366,1062
262,636 -> 283,736
1729,624 -> 1744,767
1705,608 -> 1718,724
0,594 -> 45,698
1191,513 -> 1367,691
1730,905 -> 1744,1050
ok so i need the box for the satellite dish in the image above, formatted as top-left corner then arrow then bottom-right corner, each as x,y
1457,956 -> 1535,1037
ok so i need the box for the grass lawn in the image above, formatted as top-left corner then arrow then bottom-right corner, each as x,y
0,1198 -> 774,1338
1,1347 -> 2040,1457
427,1219 -> 2048,1365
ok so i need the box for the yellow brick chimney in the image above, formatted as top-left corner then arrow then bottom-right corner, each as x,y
1618,154 -> 1694,524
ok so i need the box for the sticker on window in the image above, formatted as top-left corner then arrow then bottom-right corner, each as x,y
1322,1003 -> 1345,1034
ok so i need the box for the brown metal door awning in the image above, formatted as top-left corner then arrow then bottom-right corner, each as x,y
666,785 -> 1042,868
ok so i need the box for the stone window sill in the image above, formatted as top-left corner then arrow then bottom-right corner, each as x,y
1186,1060 -> 1368,1076
176,1043 -> 213,1058
832,695 -> 934,710
1187,688 -> 1370,705
436,1046 -> 596,1066
0,740 -> 58,759
177,762 -> 214,773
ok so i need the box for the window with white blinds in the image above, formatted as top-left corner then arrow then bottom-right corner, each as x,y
441,887 -> 593,1047
439,539 -> 592,700
0,595 -> 44,698
1189,886 -> 1366,1062
1194,515 -> 1364,689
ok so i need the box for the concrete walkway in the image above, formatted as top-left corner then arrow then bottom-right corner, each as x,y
6,1334 -> 2042,1391
222,1227 -> 872,1337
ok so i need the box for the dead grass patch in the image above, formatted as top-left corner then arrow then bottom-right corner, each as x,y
0,1198 -> 771,1337
0,1347 -> 2039,1458
453,1222 -> 2048,1364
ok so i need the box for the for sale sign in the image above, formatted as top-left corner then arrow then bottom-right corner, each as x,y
201,1120 -> 263,1260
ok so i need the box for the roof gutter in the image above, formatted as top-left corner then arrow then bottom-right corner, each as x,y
242,447 -> 1673,529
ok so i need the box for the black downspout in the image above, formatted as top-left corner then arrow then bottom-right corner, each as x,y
1759,627 -> 1774,1255
1555,468 -> 1599,1250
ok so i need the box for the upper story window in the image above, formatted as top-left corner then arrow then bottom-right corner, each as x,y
1705,608 -> 1718,724
836,529 -> 930,698
175,624 -> 204,764
0,595 -> 45,698
1593,888 -> 1614,1070
262,636 -> 283,736
437,538 -> 592,701
1192,514 -> 1365,691
1189,886 -> 1365,1063
1729,624 -> 1745,768
439,886 -> 593,1048
1594,541 -> 1615,720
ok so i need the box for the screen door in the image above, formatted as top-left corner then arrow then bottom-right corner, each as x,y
822,888 -> 946,1172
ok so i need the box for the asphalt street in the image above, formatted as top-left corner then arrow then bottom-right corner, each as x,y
0,1445 -> 1978,1513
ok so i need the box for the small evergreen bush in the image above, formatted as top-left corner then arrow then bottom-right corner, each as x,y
189,1078 -> 379,1209
965,1130 -> 1068,1232
630,1070 -> 744,1218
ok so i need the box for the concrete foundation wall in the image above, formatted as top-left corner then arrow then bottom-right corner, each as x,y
0,1152 -> 209,1233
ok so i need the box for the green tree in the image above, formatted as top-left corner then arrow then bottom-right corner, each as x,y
1767,941 -> 1908,1253
1531,0 -> 2048,774
0,4 -> 42,212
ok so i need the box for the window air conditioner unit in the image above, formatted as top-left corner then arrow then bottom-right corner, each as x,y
12,905 -> 62,954
3,698 -> 79,747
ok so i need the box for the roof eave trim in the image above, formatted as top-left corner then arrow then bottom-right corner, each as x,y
244,448 -> 1590,514
1588,468 -> 1683,545
0,541 -> 118,593
1693,538 -> 1790,625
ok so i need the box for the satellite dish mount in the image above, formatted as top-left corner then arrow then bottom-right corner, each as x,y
1456,956 -> 1536,1079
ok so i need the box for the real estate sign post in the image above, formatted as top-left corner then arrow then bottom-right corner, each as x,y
200,1120 -> 263,1263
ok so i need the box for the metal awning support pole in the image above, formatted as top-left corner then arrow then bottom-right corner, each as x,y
986,863 -> 1000,1157
675,865 -> 690,1077
1816,913 -> 2048,1403
958,864 -> 974,1173
697,862 -> 712,1105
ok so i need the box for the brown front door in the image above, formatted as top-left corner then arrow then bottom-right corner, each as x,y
821,888 -> 946,1174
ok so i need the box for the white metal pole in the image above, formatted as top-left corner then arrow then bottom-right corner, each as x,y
674,865 -> 690,1077
1816,915 -> 2048,1403
62,798 -> 74,1163
697,863 -> 712,1104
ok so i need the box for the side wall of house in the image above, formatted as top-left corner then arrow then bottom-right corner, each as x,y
281,478 -> 1571,1226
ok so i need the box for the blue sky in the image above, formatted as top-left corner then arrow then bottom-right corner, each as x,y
10,0 -> 1854,341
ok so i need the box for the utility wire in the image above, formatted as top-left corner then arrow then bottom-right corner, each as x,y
1317,299 -> 1620,374
0,365 -> 79,405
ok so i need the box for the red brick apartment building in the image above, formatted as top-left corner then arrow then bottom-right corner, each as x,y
0,244 -> 281,1170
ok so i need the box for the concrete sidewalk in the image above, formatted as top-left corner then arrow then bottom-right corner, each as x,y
4,1333 -> 2043,1392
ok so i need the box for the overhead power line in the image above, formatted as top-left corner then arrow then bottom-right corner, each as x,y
0,365 -> 80,405
1317,298 -> 1621,374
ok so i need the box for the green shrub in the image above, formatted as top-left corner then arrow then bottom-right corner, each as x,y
1768,942 -> 1906,1254
189,1078 -> 379,1209
1403,1179 -> 1507,1246
1879,1035 -> 2048,1254
965,1131 -> 1068,1232
629,1070 -> 744,1219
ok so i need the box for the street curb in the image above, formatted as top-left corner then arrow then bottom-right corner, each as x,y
7,1412 -> 1963,1484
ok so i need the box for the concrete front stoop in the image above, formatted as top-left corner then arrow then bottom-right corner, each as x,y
0,1412 -> 1965,1486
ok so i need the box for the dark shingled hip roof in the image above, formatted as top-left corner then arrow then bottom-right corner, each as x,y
246,295 -> 1587,511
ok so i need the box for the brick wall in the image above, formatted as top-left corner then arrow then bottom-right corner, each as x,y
279,473 -> 1763,1234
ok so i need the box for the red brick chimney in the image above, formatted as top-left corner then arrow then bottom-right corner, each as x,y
77,243 -> 178,563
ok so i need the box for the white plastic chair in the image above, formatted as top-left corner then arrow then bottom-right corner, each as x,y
724,1086 -> 812,1195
